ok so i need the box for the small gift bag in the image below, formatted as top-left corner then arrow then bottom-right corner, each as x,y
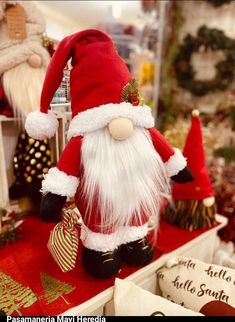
47,206 -> 81,272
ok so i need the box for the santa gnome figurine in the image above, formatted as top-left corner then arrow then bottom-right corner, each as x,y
0,0 -> 50,117
25,30 -> 193,278
0,1 -> 52,204
164,110 -> 217,231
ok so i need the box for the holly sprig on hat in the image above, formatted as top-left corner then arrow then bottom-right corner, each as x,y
42,35 -> 55,57
121,79 -> 141,106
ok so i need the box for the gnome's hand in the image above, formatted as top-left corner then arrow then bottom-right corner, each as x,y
171,166 -> 194,183
40,192 -> 66,222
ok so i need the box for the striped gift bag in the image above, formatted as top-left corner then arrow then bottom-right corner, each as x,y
47,207 -> 81,272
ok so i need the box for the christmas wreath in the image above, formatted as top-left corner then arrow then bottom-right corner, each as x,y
174,26 -> 235,96
205,0 -> 232,7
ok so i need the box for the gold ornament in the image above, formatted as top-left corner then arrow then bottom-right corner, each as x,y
29,138 -> 35,145
31,170 -> 36,175
29,148 -> 35,155
47,161 -> 52,166
25,156 -> 30,161
30,159 -> 36,165
36,163 -> 42,170
35,152 -> 42,159
139,97 -> 145,105
42,157 -> 47,162
37,174 -> 43,179
20,133 -> 26,139
40,145 -> 46,151
13,157 -> 17,163
26,166 -> 31,172
26,176 -> 32,183
34,141 -> 40,148
43,168 -> 49,174
46,150 -> 51,156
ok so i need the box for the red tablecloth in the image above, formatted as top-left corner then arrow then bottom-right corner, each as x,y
0,215 -> 218,316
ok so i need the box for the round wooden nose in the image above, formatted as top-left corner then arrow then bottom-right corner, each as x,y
28,54 -> 42,68
108,117 -> 134,141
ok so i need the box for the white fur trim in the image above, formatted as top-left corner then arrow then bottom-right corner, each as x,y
25,111 -> 58,140
41,167 -> 79,197
80,224 -> 148,252
67,102 -> 154,139
165,148 -> 187,177
121,224 -> 149,244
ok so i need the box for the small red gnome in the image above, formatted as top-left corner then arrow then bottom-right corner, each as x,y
25,30 -> 193,278
164,110 -> 217,231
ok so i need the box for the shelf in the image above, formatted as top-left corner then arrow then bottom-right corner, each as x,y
0,116 -> 21,122
50,102 -> 70,108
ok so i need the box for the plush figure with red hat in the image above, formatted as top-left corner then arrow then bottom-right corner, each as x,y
164,110 -> 217,231
25,29 -> 193,278
0,1 -> 53,205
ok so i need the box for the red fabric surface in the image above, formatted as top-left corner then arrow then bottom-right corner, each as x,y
0,215 -> 218,316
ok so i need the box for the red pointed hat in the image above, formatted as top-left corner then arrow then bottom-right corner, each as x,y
172,110 -> 214,200
25,29 -> 154,140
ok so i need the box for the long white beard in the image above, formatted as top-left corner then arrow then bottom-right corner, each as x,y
81,127 -> 170,232
2,62 -> 46,121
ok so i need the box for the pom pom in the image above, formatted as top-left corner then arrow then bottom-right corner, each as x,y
25,111 -> 58,140
192,109 -> 200,117
202,196 -> 215,207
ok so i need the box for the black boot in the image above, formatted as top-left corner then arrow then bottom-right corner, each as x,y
82,247 -> 122,279
121,237 -> 154,266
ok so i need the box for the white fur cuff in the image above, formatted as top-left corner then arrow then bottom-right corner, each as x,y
41,167 -> 79,197
25,111 -> 58,140
80,224 -> 148,252
165,148 -> 187,177
67,102 -> 154,139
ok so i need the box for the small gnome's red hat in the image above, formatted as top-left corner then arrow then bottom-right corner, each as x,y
25,29 -> 153,140
172,110 -> 214,201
